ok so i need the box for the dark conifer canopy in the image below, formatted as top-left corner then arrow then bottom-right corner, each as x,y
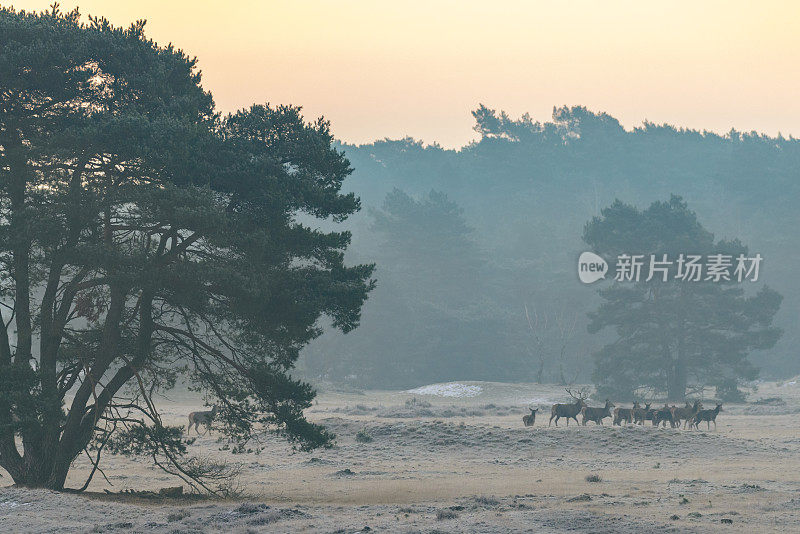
0,4 -> 374,492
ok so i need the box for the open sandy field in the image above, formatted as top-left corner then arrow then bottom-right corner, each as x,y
1,380 -> 799,533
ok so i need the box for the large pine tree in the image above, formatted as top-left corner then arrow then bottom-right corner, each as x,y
0,6 -> 373,491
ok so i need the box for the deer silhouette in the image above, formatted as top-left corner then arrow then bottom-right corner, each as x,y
522,407 -> 539,427
188,405 -> 218,435
689,403 -> 722,430
581,399 -> 615,425
549,388 -> 588,427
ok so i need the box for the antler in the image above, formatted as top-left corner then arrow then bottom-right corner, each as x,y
565,387 -> 589,401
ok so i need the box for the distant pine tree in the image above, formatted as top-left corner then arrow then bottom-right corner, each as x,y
584,196 -> 782,400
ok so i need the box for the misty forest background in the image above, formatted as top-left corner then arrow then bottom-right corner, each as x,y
298,105 -> 799,390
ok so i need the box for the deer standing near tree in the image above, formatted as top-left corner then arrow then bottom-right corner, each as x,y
188,406 -> 218,435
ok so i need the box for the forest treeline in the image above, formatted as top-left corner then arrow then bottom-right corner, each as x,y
300,105 -> 799,390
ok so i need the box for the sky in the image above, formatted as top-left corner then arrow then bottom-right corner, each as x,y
10,1 -> 800,148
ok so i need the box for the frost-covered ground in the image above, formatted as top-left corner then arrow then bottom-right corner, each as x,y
2,381 -> 799,533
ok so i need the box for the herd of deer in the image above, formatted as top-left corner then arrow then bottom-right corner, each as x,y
522,389 -> 723,430
187,392 -> 723,438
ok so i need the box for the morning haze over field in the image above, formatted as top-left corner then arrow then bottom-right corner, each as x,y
2,3 -> 800,533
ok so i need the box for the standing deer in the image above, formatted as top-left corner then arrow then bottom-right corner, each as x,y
671,400 -> 702,429
633,402 -> 651,425
689,403 -> 722,430
653,403 -> 676,428
549,388 -> 588,427
613,401 -> 639,426
188,405 -> 218,435
522,407 -> 539,427
581,399 -> 615,425
645,403 -> 659,425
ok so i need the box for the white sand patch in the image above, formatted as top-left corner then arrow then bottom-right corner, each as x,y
406,383 -> 483,398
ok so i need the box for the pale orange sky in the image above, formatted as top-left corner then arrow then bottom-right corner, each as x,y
10,1 -> 800,147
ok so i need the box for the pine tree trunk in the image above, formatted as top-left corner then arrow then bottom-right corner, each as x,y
0,423 -> 82,491
8,453 -> 74,490
667,359 -> 687,401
